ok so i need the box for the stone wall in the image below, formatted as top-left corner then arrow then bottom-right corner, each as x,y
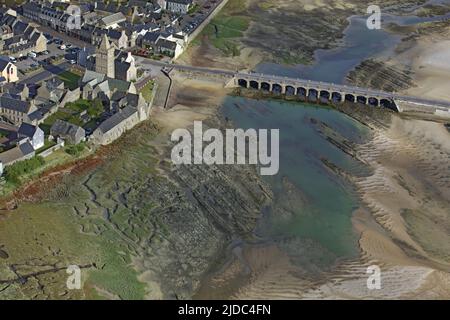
186,0 -> 230,44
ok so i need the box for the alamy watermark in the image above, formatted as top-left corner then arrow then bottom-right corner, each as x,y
66,5 -> 81,30
171,121 -> 279,176
366,265 -> 381,290
66,265 -> 81,290
366,5 -> 381,30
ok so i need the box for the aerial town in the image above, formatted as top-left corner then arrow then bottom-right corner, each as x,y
0,0 -> 223,181
0,0 -> 449,304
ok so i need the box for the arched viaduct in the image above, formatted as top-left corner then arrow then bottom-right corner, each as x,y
147,61 -> 450,117
235,73 -> 399,111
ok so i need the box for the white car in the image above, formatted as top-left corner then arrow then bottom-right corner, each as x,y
69,59 -> 76,65
59,44 -> 66,50
9,56 -> 17,63
27,51 -> 37,58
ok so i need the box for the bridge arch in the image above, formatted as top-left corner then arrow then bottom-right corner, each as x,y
345,94 -> 355,103
261,82 -> 271,92
357,96 -> 367,104
308,88 -> 318,101
272,83 -> 282,94
285,85 -> 295,96
368,97 -> 379,107
319,90 -> 330,102
249,80 -> 259,90
297,87 -> 307,97
332,92 -> 342,103
238,79 -> 248,88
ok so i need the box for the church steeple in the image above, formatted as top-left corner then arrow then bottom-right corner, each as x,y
95,34 -> 115,78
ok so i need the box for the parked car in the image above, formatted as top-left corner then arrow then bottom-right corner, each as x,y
69,59 -> 77,65
27,51 -> 37,58
9,56 -> 17,63
59,44 -> 66,50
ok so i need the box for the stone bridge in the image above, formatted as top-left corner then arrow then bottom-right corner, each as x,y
138,59 -> 450,117
233,72 -> 450,116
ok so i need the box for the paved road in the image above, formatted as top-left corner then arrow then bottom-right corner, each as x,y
19,62 -> 70,85
23,16 -> 95,51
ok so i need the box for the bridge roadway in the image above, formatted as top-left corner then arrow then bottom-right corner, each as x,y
137,58 -> 450,112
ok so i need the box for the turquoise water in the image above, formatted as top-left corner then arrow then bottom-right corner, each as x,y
222,97 -> 371,264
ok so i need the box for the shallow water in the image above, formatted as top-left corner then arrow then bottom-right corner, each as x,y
255,9 -> 450,83
222,97 -> 371,265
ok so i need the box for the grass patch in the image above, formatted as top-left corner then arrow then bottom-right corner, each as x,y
58,71 -> 81,90
139,81 -> 155,103
199,12 -> 250,56
65,142 -> 85,156
40,99 -> 104,134
4,156 -> 45,185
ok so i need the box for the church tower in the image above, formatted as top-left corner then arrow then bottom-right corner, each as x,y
96,34 -> 115,78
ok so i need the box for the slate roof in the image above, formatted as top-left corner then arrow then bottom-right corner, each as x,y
115,60 -> 131,77
0,141 -> 35,166
156,38 -> 177,51
101,12 -> 126,26
96,106 -> 137,134
44,77 -> 64,91
142,32 -> 160,43
0,58 -> 10,72
50,119 -> 85,139
0,95 -> 32,113
18,123 -> 40,138
81,70 -> 105,86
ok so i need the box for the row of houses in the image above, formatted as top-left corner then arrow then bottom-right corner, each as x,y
0,75 -> 80,127
0,8 -> 47,58
21,1 -> 188,59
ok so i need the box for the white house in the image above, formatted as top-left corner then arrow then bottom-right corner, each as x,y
17,122 -> 44,150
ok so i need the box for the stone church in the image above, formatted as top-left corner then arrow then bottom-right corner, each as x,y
95,34 -> 137,82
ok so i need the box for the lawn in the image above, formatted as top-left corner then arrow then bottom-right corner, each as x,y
58,71 -> 81,90
40,99 -> 104,134
40,110 -> 83,135
139,81 -> 154,103
201,14 -> 250,56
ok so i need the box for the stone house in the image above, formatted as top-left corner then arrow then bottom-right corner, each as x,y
50,119 -> 85,144
0,58 -> 18,83
0,139 -> 35,166
0,94 -> 36,125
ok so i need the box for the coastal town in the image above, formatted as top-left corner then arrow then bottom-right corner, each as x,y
0,0 -> 449,303
0,0 -> 225,187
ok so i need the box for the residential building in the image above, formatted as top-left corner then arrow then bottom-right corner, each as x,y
115,51 -> 137,82
166,0 -> 193,14
0,94 -> 36,125
0,12 -> 47,57
17,122 -> 44,150
0,57 -> 18,83
0,139 -> 35,166
50,119 -> 85,144
100,12 -> 127,29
